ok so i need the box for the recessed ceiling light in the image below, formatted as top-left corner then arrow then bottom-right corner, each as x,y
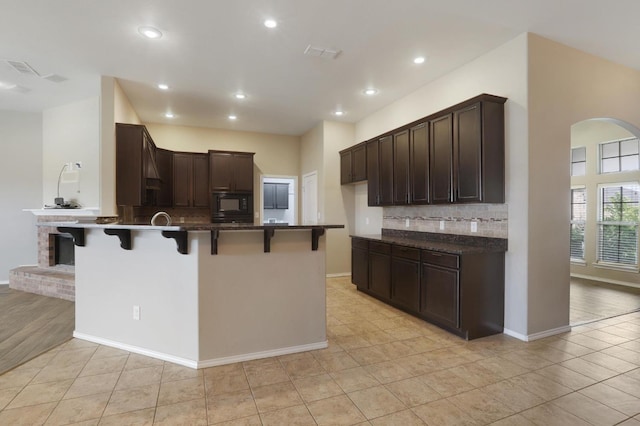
138,26 -> 163,39
158,83 -> 169,90
413,56 -> 426,64
334,110 -> 345,116
164,112 -> 174,118
264,19 -> 277,29
228,115 -> 238,120
234,93 -> 247,100
363,88 -> 378,96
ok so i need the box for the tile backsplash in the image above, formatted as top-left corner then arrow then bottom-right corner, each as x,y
383,204 -> 508,238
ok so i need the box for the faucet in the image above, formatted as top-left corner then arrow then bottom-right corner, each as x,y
151,211 -> 172,226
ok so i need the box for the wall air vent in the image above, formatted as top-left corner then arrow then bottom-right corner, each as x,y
303,45 -> 342,60
6,60 -> 40,76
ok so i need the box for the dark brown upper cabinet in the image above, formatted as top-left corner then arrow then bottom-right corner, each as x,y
340,142 -> 367,184
393,129 -> 410,205
173,152 -> 210,208
430,114 -> 454,204
155,148 -> 174,207
116,123 -> 162,206
367,136 -> 394,206
209,151 -> 254,193
453,100 -> 505,203
410,123 -> 429,204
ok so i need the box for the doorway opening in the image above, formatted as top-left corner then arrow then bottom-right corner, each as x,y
569,118 -> 640,325
260,175 -> 297,225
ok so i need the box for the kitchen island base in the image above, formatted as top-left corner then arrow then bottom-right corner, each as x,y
72,227 -> 330,368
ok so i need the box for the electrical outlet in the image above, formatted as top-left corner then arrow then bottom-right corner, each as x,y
180,217 -> 185,223
405,218 -> 410,227
365,217 -> 369,225
439,220 -> 445,230
133,305 -> 140,320
471,221 -> 478,233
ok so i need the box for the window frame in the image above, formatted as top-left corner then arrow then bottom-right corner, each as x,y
571,146 -> 586,177
598,137 -> 640,174
595,182 -> 640,271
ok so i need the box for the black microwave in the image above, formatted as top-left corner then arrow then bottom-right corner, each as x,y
211,192 -> 253,223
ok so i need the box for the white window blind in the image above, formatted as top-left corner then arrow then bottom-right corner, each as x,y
597,184 -> 639,267
570,188 -> 586,260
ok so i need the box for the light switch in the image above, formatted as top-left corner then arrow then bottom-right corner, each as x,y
439,220 -> 445,230
471,221 -> 478,233
405,218 -> 410,227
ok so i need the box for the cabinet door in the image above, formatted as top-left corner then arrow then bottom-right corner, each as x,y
391,257 -> 420,312
410,123 -> 429,204
116,124 -> 143,206
192,154 -> 210,208
369,251 -> 391,299
393,130 -> 410,204
210,153 -> 233,191
352,144 -> 367,182
275,183 -> 289,209
263,183 -> 275,209
173,153 -> 192,208
366,139 -> 380,206
233,154 -> 254,192
454,103 -> 482,202
430,114 -> 453,203
352,246 -> 369,289
421,263 -> 460,329
378,135 -> 394,205
155,148 -> 173,207
340,150 -> 352,184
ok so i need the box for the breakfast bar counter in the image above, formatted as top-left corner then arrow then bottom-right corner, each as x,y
41,222 -> 343,369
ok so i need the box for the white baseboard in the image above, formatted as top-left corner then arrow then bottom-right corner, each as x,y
73,332 -> 328,370
503,325 -> 571,342
326,272 -> 350,278
73,332 -> 198,369
571,273 -> 640,289
197,341 -> 328,369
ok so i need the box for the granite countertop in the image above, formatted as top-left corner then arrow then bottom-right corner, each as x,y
38,221 -> 344,231
351,230 -> 507,254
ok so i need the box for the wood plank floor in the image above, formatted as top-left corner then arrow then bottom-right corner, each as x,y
570,277 -> 640,325
0,285 -> 74,375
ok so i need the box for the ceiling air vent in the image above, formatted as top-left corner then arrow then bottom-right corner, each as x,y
42,74 -> 68,83
6,60 -> 40,76
303,45 -> 342,60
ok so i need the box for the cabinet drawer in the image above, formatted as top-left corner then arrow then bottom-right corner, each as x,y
352,238 -> 368,250
370,241 -> 391,254
392,245 -> 420,261
422,250 -> 459,269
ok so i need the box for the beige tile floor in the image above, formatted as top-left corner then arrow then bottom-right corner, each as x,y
1,276 -> 639,425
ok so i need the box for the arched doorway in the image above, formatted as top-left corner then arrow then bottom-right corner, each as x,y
569,118 -> 640,324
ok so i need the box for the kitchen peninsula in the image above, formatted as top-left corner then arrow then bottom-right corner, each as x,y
43,221 -> 343,369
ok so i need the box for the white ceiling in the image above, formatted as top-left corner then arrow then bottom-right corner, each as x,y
0,0 -> 638,136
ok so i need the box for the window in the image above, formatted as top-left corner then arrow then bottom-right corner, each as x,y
597,183 -> 640,268
600,138 -> 639,173
571,147 -> 586,176
570,187 -> 586,261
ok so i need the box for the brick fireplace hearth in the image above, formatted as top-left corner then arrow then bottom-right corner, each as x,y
9,215 -> 79,301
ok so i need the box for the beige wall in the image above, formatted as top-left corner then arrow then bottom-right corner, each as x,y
570,119 -> 640,287
0,110 -> 42,282
146,122 -> 300,221
323,121 -> 356,275
43,96 -> 101,209
114,79 -> 141,125
527,34 -> 640,334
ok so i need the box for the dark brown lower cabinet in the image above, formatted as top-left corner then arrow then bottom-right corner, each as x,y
352,238 -> 368,290
368,242 -> 391,299
351,237 -> 504,340
391,246 -> 420,312
421,263 -> 459,329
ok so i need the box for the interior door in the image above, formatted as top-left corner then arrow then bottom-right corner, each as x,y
302,172 -> 318,224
